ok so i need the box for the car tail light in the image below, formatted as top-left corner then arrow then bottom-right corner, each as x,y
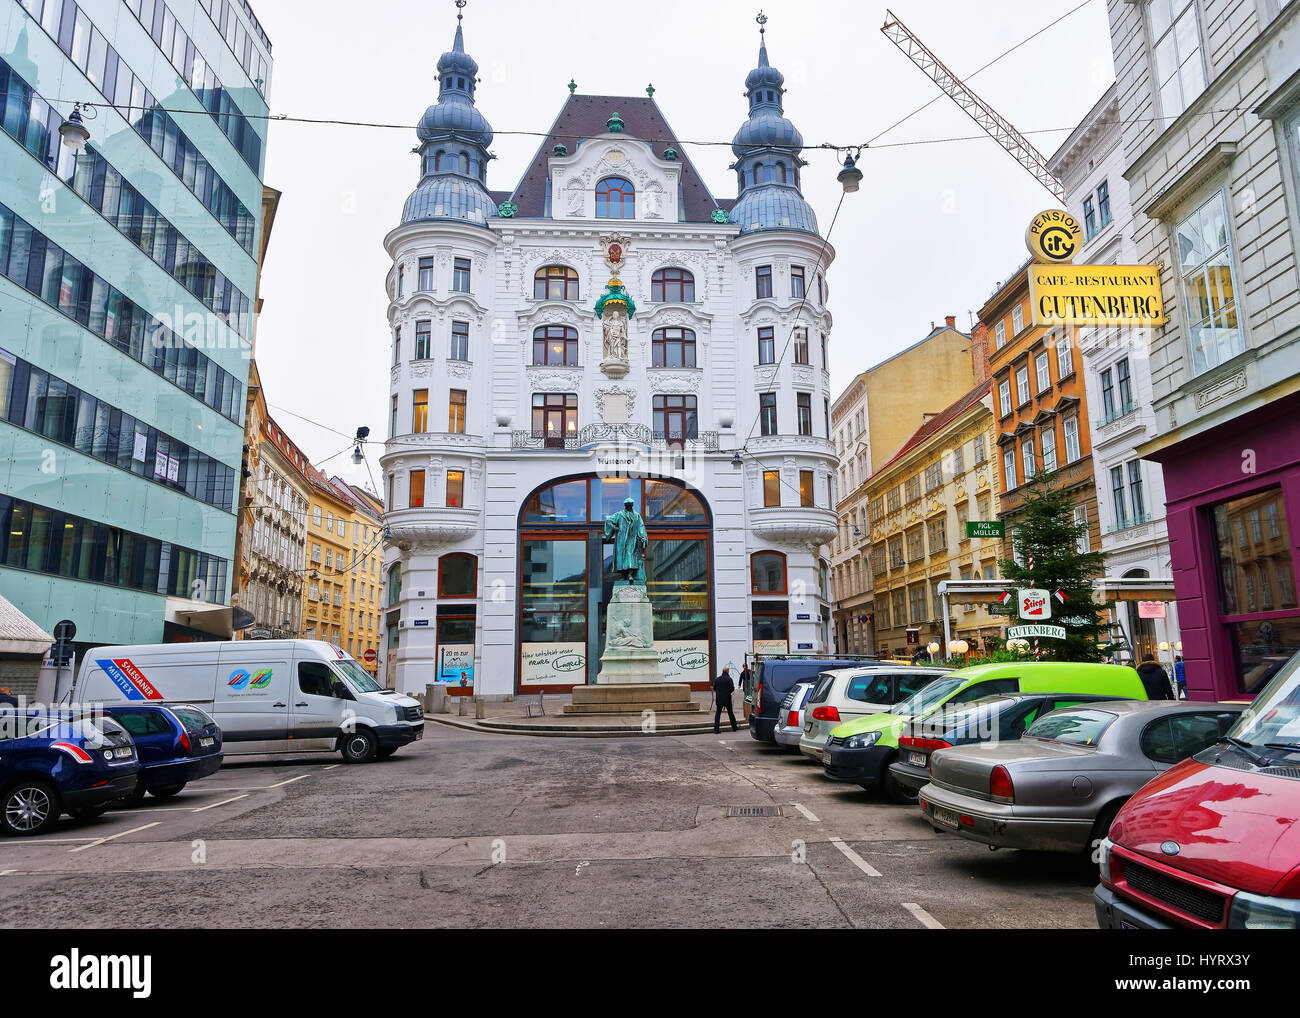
787,710 -> 800,727
51,741 -> 93,764
812,706 -> 840,723
990,765 -> 1015,803
900,736 -> 951,752
755,683 -> 763,711
179,731 -> 191,754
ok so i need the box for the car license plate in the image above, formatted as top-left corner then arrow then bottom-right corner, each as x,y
932,806 -> 959,829
199,737 -> 215,748
907,751 -> 927,767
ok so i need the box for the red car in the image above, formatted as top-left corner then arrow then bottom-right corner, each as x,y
1095,653 -> 1300,929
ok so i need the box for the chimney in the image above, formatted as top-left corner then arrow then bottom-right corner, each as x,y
945,315 -> 956,329
970,321 -> 991,384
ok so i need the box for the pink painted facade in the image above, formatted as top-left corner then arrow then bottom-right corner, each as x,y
1150,391 -> 1300,701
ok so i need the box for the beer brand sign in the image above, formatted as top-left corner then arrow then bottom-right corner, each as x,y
1018,588 -> 1052,621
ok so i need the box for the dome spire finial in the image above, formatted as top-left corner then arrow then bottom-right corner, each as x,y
756,11 -> 769,65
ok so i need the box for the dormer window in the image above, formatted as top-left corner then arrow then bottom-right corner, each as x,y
596,176 -> 635,219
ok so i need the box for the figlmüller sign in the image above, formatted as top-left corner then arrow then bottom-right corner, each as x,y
966,520 -> 1004,539
1008,624 -> 1066,640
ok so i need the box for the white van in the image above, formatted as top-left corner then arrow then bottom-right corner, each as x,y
71,640 -> 424,763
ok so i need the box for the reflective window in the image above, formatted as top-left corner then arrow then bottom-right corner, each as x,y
595,176 -> 634,218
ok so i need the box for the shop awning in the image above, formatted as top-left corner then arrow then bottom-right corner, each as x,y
165,598 -> 237,639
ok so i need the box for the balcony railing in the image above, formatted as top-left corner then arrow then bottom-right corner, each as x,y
1105,512 -> 1152,535
511,424 -> 719,451
1096,402 -> 1138,428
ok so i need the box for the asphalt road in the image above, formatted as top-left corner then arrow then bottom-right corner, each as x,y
0,723 -> 1101,928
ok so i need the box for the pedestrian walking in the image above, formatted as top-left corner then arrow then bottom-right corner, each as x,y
738,664 -> 752,701
1174,655 -> 1186,699
1137,658 -> 1174,700
713,667 -> 737,734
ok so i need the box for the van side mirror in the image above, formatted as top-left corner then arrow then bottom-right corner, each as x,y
332,680 -> 352,700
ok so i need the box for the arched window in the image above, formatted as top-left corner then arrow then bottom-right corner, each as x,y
753,161 -> 765,184
534,265 -> 580,301
651,268 -> 695,303
434,150 -> 444,172
751,551 -> 787,594
596,176 -> 635,218
387,564 -> 402,606
438,553 -> 478,598
776,162 -> 787,183
533,325 -> 579,366
459,152 -> 470,174
652,327 -> 696,368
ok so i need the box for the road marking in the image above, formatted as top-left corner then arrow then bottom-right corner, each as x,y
828,836 -> 881,877
790,802 -> 821,823
322,764 -> 340,770
0,869 -> 15,875
267,775 -> 310,788
902,902 -> 945,929
0,837 -> 98,846
69,822 -> 161,854
191,794 -> 249,813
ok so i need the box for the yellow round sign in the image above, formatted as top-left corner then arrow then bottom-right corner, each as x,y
1026,209 -> 1083,264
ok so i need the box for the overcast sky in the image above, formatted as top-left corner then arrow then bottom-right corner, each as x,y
251,0 -> 1116,494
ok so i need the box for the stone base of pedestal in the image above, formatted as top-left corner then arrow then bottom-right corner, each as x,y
562,683 -> 699,715
596,585 -> 664,685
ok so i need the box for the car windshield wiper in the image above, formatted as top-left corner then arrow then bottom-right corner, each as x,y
1264,741 -> 1300,752
1219,736 -> 1270,766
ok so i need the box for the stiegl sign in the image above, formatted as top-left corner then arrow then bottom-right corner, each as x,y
1019,588 -> 1052,621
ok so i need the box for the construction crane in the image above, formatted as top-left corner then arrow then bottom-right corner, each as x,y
880,9 -> 1065,202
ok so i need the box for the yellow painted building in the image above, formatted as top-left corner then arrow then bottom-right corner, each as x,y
865,380 -> 1006,659
302,467 -> 385,674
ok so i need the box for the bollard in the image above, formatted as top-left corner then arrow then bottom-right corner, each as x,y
475,697 -> 486,720
458,695 -> 469,717
429,684 -> 448,715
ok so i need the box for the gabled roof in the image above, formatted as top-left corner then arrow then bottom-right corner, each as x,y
507,94 -> 724,222
876,379 -> 992,474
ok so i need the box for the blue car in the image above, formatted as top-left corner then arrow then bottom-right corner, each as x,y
0,711 -> 139,835
103,704 -> 223,802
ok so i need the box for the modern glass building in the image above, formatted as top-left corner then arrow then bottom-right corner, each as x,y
0,0 -> 271,658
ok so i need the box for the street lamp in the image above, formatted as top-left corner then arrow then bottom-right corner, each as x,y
59,105 -> 92,151
926,640 -> 939,663
837,150 -> 863,193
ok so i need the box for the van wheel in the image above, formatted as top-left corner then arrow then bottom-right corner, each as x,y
150,784 -> 186,800
882,757 -> 918,805
340,729 -> 378,764
2,780 -> 61,836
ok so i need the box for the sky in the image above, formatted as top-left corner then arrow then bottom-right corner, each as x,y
250,0 -> 1117,494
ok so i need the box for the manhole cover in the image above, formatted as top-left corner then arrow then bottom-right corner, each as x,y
727,805 -> 783,818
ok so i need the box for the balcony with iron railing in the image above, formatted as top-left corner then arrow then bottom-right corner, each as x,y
1095,402 -> 1137,429
1104,512 -> 1152,535
511,423 -> 720,451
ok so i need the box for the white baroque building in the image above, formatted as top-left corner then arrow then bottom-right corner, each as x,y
380,15 -> 839,696
1048,84 -> 1180,663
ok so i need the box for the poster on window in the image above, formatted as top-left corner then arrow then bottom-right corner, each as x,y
436,645 -> 475,686
520,642 -> 586,686
655,640 -> 710,684
132,431 -> 148,462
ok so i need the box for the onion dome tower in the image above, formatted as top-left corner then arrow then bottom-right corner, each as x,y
401,2 -> 497,226
729,14 -> 818,235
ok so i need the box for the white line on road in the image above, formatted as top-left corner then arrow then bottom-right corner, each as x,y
191,794 -> 249,813
0,837 -> 98,846
828,836 -> 881,877
902,902 -> 945,929
322,764 -> 340,770
69,822 -> 161,854
267,775 -> 310,788
0,869 -> 16,875
790,802 -> 821,822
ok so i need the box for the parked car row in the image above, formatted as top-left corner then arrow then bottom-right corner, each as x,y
0,703 -> 223,836
747,653 -> 1300,929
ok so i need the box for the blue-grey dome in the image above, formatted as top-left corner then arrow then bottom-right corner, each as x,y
401,174 -> 497,227
437,20 -> 478,79
732,109 -> 803,158
729,186 -> 819,235
745,35 -> 785,93
417,98 -> 493,146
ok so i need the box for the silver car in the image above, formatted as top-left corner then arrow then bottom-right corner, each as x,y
773,682 -> 816,750
918,700 -> 1245,855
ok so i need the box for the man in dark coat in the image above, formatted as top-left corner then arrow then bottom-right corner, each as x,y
1137,659 -> 1173,700
713,667 -> 737,734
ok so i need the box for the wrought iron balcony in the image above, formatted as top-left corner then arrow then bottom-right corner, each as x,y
510,423 -> 720,451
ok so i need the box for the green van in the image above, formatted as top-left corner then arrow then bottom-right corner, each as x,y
821,662 -> 1146,802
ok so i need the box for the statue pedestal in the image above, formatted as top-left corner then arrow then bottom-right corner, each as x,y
599,356 -> 629,379
595,585 -> 662,684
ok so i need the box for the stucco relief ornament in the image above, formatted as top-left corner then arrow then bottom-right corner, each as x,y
595,234 -> 636,379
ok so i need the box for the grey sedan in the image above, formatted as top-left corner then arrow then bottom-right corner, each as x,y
917,701 -> 1245,855
773,682 -> 816,749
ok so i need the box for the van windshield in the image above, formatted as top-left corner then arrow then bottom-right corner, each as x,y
1229,650 -> 1300,750
336,658 -> 384,694
893,675 -> 968,719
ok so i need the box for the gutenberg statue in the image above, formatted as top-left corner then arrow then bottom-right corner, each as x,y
603,497 -> 647,585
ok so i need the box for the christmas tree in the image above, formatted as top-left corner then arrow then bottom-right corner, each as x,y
998,469 -> 1108,662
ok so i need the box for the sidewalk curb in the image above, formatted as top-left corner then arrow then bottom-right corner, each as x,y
423,714 -> 725,738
